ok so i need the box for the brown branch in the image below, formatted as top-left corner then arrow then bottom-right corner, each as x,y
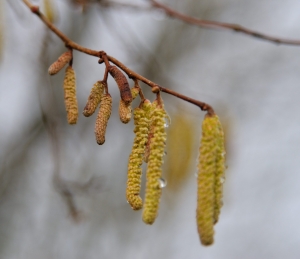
151,0 -> 300,46
22,0 -> 214,115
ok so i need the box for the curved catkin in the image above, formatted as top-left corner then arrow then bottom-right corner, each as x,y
196,114 -> 225,246
126,100 -> 152,210
142,103 -> 167,224
108,65 -> 132,104
63,66 -> 78,124
94,94 -> 112,145
119,99 -> 132,124
83,81 -> 104,117
48,51 -> 72,75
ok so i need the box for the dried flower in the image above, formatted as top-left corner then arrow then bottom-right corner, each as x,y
63,66 -> 78,124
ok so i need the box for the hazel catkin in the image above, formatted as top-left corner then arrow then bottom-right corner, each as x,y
94,94 -> 112,145
108,65 -> 132,104
196,114 -> 225,246
119,99 -> 132,124
83,81 -> 104,117
48,50 -> 72,75
126,100 -> 152,210
142,102 -> 167,224
63,66 -> 78,124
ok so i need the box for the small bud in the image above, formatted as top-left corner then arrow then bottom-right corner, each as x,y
108,65 -> 132,104
142,102 -> 167,224
63,66 -> 78,124
131,86 -> 140,100
94,94 -> 112,145
48,51 -> 72,75
119,99 -> 132,124
83,81 -> 104,117
196,114 -> 226,246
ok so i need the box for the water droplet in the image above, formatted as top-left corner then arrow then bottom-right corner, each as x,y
220,176 -> 225,184
158,178 -> 167,188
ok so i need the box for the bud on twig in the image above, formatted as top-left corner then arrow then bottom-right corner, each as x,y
48,50 -> 72,75
63,66 -> 78,124
83,81 -> 104,117
94,94 -> 112,145
108,65 -> 132,104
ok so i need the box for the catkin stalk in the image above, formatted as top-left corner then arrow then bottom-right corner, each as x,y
196,114 -> 225,246
142,103 -> 167,224
94,94 -> 112,145
63,66 -> 78,124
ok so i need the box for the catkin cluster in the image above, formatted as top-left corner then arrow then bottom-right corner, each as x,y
95,94 -> 112,145
63,66 -> 78,124
142,101 -> 167,224
126,100 -> 152,210
83,81 -> 104,117
196,114 -> 225,246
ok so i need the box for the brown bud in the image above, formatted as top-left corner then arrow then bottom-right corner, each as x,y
108,65 -> 132,104
94,94 -> 112,145
83,81 -> 104,117
48,51 -> 72,75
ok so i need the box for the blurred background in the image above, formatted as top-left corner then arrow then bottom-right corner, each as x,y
1,0 -> 300,258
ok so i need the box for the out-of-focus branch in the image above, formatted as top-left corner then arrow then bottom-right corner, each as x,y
22,0 -> 215,115
150,0 -> 300,46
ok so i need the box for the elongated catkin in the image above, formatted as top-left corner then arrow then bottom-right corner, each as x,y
142,102 -> 167,224
196,114 -> 225,246
108,65 -> 132,104
94,94 -> 112,145
63,66 -> 78,124
48,51 -> 72,75
126,100 -> 152,210
119,99 -> 132,124
83,81 -> 104,117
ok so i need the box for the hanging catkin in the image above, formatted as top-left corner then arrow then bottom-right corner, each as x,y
108,65 -> 132,104
196,114 -> 225,246
119,99 -> 132,124
94,94 -> 112,145
83,81 -> 104,117
142,101 -> 167,224
48,50 -> 72,75
126,100 -> 152,210
63,66 -> 78,124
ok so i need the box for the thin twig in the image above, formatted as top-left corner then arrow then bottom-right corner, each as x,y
22,0 -> 214,115
150,0 -> 300,46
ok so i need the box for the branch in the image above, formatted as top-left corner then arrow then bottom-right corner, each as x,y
22,0 -> 214,115
150,0 -> 300,46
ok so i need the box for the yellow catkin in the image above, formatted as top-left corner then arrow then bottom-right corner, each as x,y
83,81 -> 104,117
196,114 -> 225,246
142,103 -> 167,224
126,100 -> 152,210
48,51 -> 72,75
131,87 -> 140,100
94,94 -> 112,145
119,99 -> 132,124
63,66 -> 78,124
43,0 -> 56,23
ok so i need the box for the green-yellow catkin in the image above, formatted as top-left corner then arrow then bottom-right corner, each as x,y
43,0 -> 56,23
131,86 -> 140,100
48,51 -> 72,75
119,99 -> 132,124
63,66 -> 78,124
196,114 -> 225,246
83,81 -> 104,117
142,102 -> 167,224
94,94 -> 112,145
126,100 -> 152,210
